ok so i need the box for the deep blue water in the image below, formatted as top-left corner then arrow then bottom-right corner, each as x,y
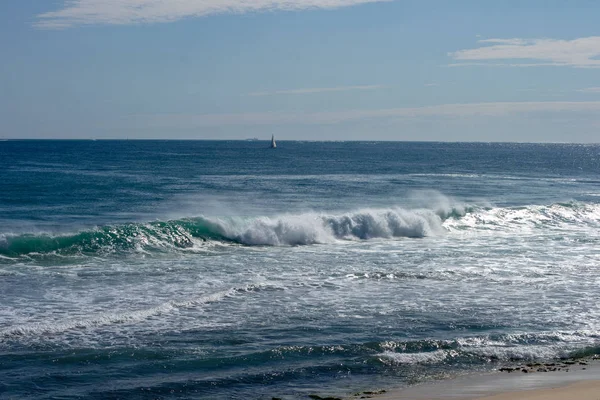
1,140 -> 600,399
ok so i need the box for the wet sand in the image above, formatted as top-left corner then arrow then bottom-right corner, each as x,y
374,360 -> 600,400
469,380 -> 600,400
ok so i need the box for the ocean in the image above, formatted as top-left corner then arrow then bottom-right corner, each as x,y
1,140 -> 599,399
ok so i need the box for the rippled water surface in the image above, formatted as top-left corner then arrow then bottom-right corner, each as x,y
1,141 -> 600,399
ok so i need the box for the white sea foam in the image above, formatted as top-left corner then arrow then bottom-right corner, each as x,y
376,330 -> 600,366
0,284 -> 265,340
203,201 -> 600,246
444,202 -> 600,233
2,201 -> 599,257
207,207 -> 447,246
378,350 -> 452,364
466,345 -> 570,361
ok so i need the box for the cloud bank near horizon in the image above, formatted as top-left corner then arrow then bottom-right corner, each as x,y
246,85 -> 386,97
140,101 -> 600,127
578,87 -> 600,93
450,37 -> 600,68
36,0 -> 390,28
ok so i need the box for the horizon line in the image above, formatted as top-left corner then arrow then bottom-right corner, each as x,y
1,138 -> 598,145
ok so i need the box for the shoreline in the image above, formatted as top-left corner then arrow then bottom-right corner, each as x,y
376,359 -> 600,400
469,381 -> 600,400
303,358 -> 600,400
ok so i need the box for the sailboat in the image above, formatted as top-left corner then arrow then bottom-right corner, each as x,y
270,135 -> 277,149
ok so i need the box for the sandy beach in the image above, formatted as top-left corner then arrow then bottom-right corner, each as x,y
470,380 -> 600,400
372,361 -> 600,400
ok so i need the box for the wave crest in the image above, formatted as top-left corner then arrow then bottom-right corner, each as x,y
0,207 -> 447,257
2,201 -> 599,258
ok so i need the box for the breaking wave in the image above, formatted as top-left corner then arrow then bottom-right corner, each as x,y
443,201 -> 600,232
0,207 -> 450,257
1,202 -> 599,258
375,331 -> 600,366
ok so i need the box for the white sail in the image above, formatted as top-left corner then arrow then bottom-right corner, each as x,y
270,135 -> 277,148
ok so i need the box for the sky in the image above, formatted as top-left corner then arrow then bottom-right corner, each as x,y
1,0 -> 600,142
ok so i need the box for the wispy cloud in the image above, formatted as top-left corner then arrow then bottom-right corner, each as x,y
36,0 -> 390,29
246,85 -> 385,97
450,37 -> 600,68
141,101 -> 600,127
578,87 -> 600,93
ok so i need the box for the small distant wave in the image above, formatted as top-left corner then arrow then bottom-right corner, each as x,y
375,331 -> 600,366
92,331 -> 597,372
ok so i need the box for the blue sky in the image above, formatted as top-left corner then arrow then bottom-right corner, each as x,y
1,0 -> 600,141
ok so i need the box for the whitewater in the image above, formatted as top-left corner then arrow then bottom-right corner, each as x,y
1,140 -> 600,399
1,202 -> 598,256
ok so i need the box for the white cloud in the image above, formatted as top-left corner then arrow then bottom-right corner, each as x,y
140,101 -> 600,127
246,85 -> 385,96
578,87 -> 600,93
450,37 -> 600,68
36,0 -> 390,28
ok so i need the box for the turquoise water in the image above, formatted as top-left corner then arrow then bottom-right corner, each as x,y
1,141 -> 600,399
